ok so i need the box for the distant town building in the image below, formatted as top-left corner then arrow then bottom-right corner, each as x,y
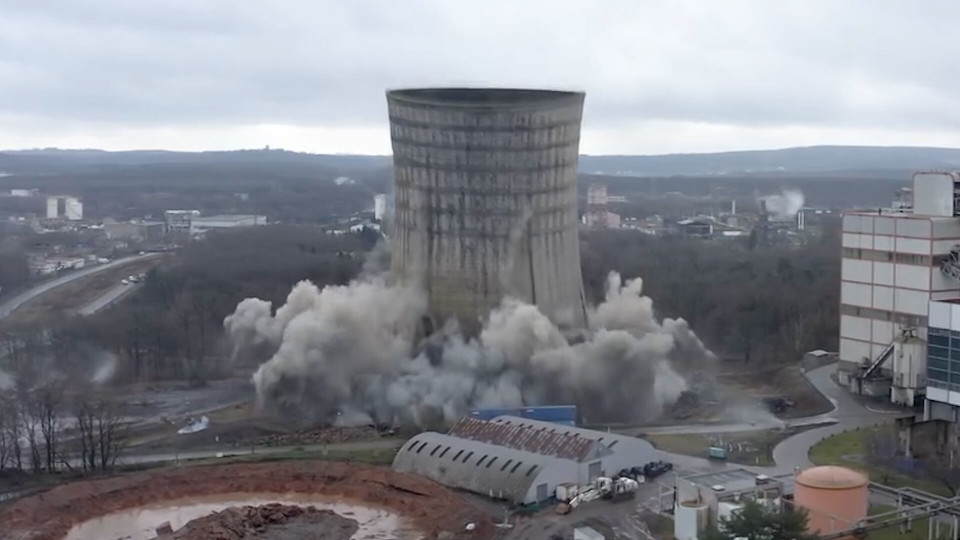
584,183 -> 620,229
587,184 -> 608,206
45,196 -> 83,220
9,189 -> 38,197
164,210 -> 200,232
64,197 -> 83,220
104,220 -> 165,242
676,218 -> 714,238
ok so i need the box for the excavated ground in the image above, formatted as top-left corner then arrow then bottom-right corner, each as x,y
158,503 -> 359,540
0,461 -> 494,540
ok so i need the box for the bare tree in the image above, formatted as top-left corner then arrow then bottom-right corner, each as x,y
35,380 -> 65,472
75,395 -> 128,472
0,393 -> 11,470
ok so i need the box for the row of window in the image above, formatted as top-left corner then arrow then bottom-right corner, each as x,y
839,304 -> 927,328
406,439 -> 539,477
842,247 -> 943,266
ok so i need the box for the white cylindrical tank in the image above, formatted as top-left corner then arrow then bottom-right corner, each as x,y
675,498 -> 709,540
795,465 -> 868,535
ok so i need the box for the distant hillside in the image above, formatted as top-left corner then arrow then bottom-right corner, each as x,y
2,145 -> 958,178
579,146 -> 960,177
0,149 -> 391,176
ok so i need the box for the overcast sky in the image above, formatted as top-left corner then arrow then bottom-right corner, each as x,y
2,0 -> 960,154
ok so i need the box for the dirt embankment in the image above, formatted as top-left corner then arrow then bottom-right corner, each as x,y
159,503 -> 358,540
0,461 -> 494,540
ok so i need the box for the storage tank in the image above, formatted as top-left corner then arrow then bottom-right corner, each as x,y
794,465 -> 868,535
386,88 -> 588,332
674,497 -> 709,540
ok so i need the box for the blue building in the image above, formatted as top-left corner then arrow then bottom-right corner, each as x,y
469,405 -> 577,426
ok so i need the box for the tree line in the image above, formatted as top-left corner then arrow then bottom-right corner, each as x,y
581,223 -> 840,363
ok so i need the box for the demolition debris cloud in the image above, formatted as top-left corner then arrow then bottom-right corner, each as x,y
225,272 -> 714,426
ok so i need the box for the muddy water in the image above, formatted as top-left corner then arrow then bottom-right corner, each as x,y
64,492 -> 424,540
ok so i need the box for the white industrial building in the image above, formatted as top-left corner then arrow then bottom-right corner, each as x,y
673,469 -> 787,540
837,172 -> 960,406
392,416 -> 658,505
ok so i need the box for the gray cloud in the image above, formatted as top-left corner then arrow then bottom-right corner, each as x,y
2,0 -> 960,150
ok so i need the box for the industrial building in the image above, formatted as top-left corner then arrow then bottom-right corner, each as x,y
392,415 -> 657,505
386,88 -> 588,332
836,171 -> 960,406
373,193 -> 387,222
672,466 -> 869,540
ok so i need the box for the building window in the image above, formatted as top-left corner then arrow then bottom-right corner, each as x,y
453,449 -> 464,461
430,445 -> 441,457
439,447 -> 450,459
486,457 -> 497,468
476,455 -> 488,467
463,451 -> 474,463
510,461 -> 523,474
501,459 -> 513,471
526,465 -> 538,477
931,335 -> 950,348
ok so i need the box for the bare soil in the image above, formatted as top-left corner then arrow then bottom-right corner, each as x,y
0,461 -> 494,540
159,503 -> 359,540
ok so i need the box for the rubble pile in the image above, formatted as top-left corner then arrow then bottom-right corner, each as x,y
160,503 -> 358,540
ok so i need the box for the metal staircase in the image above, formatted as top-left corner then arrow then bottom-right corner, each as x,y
861,342 -> 895,379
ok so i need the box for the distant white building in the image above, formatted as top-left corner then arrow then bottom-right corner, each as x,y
46,197 -> 59,219
190,214 -> 267,235
9,189 -> 37,197
374,194 -> 387,221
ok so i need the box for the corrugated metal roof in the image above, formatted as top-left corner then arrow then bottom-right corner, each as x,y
392,431 -> 561,504
490,416 -> 658,462
449,416 -> 597,462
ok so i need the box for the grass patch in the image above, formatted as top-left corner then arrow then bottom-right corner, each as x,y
810,426 -> 951,497
866,505 -> 941,540
648,426 -> 823,466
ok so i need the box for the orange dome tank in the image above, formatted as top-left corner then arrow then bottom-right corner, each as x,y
794,466 -> 868,536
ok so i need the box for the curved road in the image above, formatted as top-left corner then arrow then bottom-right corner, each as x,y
0,253 -> 158,321
647,362 -> 904,474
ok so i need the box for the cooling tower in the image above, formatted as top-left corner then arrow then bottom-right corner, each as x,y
387,88 -> 588,331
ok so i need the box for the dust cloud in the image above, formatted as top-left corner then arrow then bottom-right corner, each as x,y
225,272 -> 715,427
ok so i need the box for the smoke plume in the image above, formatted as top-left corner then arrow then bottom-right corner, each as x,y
225,273 -> 714,427
761,189 -> 805,220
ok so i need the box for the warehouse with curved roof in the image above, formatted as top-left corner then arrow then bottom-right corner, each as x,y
392,416 -> 658,504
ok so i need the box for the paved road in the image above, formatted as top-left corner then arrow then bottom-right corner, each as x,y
0,253 -> 159,320
77,282 -> 139,316
643,362 -> 905,474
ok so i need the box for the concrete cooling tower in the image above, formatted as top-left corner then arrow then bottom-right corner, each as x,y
386,88 -> 588,332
